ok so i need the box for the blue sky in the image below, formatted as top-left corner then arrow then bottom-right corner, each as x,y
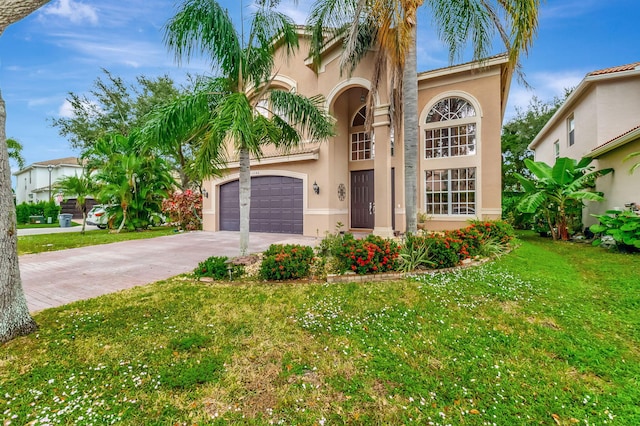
1,0 -> 639,180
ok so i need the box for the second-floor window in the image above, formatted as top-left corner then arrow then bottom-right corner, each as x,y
554,140 -> 560,158
568,115 -> 575,146
351,106 -> 373,161
425,97 -> 477,158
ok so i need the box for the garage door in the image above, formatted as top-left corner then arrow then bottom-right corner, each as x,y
219,176 -> 303,234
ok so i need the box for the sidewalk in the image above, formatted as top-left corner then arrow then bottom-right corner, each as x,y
20,231 -> 317,313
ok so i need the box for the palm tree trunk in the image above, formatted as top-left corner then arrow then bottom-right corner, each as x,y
117,207 -> 127,233
238,147 -> 251,255
0,89 -> 38,343
403,25 -> 419,235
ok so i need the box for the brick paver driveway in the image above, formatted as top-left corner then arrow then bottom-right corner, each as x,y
20,231 -> 316,312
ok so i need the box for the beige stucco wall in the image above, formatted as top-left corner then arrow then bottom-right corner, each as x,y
202,35 -> 508,236
534,73 -> 640,165
586,138 -> 640,226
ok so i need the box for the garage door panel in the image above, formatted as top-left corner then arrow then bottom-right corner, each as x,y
220,176 -> 303,234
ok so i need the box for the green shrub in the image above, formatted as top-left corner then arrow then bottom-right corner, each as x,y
398,233 -> 435,272
43,201 -> 61,220
334,234 -> 400,274
422,233 -> 463,269
260,244 -> 315,280
15,203 -> 31,224
194,256 -> 244,280
469,219 -> 515,245
591,210 -> 640,252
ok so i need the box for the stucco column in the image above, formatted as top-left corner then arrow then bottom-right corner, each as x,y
372,104 -> 394,238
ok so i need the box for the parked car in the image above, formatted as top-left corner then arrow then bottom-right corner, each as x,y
87,205 -> 110,229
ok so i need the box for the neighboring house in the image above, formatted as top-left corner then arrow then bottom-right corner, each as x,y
13,157 -> 96,217
529,62 -> 640,225
202,35 -> 513,237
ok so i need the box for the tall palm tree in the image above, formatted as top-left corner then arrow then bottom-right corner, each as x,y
55,171 -> 96,234
145,0 -> 334,254
307,0 -> 540,234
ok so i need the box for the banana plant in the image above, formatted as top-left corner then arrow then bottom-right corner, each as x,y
515,157 -> 613,240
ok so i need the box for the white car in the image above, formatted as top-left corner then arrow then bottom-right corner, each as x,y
87,205 -> 110,229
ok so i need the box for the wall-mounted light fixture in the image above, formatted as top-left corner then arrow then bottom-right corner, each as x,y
313,181 -> 320,195
202,189 -> 209,198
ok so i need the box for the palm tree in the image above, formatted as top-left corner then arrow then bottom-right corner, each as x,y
516,157 -> 613,241
55,171 -> 95,234
87,133 -> 175,233
307,0 -> 540,234
145,0 -> 335,254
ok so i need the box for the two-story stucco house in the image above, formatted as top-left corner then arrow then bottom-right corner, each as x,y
202,34 -> 513,237
529,62 -> 640,224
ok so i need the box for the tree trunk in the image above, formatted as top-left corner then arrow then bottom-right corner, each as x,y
0,0 -> 52,344
0,89 -> 38,344
403,25 -> 419,235
238,147 -> 251,255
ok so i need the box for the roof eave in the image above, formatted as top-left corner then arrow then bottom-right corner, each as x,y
590,127 -> 640,158
529,68 -> 640,150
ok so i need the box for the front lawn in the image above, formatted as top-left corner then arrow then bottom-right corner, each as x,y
2,234 -> 638,424
17,227 -> 179,255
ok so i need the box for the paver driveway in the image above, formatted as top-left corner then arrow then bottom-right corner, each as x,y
20,231 -> 317,312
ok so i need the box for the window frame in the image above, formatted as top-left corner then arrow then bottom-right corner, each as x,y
350,105 -> 374,161
567,115 -> 575,147
553,140 -> 560,159
424,97 -> 477,159
425,167 -> 477,216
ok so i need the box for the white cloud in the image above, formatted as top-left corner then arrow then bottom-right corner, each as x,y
41,0 -> 99,25
57,99 -> 75,118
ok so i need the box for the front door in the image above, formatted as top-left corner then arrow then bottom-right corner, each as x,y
351,170 -> 375,229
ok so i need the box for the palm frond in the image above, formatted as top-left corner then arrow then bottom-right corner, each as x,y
269,90 -> 335,142
164,0 -> 241,76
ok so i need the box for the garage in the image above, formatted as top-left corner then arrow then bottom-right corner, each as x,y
219,176 -> 303,234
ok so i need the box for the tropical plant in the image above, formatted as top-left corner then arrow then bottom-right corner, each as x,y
143,0 -> 334,255
333,233 -> 400,274
398,233 -> 435,272
307,0 -> 541,234
55,171 -> 96,234
591,210 -> 640,252
162,189 -> 203,231
86,133 -> 175,232
516,157 -> 613,241
624,151 -> 640,174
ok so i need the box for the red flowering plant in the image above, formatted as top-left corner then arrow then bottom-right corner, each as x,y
260,244 -> 315,280
162,189 -> 203,231
334,234 -> 400,275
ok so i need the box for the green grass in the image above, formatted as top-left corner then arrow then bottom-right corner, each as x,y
17,227 -> 179,255
1,234 -> 638,425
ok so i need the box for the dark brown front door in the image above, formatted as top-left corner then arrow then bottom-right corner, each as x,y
351,170 -> 374,229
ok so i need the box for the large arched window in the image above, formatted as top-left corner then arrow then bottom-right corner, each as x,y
351,106 -> 373,160
424,97 -> 476,158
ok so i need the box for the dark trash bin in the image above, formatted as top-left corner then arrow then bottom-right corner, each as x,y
59,213 -> 73,228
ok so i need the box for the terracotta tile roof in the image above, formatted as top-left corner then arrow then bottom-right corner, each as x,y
587,62 -> 640,76
591,124 -> 640,152
33,157 -> 82,166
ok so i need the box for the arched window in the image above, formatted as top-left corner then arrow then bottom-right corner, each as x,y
351,106 -> 373,161
425,97 -> 476,158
